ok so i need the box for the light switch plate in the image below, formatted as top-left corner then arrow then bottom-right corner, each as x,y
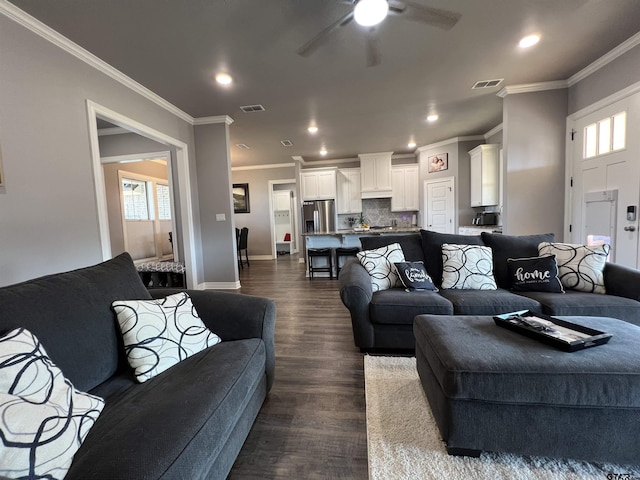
215,213 -> 226,221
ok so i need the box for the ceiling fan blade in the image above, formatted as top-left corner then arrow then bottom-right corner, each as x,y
365,27 -> 381,67
388,1 -> 461,30
297,11 -> 354,57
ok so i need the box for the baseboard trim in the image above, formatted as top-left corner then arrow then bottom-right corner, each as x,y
197,281 -> 241,290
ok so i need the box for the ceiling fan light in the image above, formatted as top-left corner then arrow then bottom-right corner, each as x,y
354,0 -> 389,27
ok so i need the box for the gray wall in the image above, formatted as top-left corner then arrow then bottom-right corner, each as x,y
232,165 -> 296,257
0,15 -> 199,286
502,89 -> 568,237
194,123 -> 237,285
569,44 -> 640,115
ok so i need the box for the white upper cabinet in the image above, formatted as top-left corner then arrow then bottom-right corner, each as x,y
336,168 -> 362,214
359,152 -> 393,198
273,191 -> 291,211
391,164 -> 419,211
301,169 -> 336,201
469,144 -> 500,207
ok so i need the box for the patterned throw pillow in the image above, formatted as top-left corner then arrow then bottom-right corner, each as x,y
357,243 -> 406,292
538,242 -> 609,294
112,292 -> 221,382
507,255 -> 564,293
393,261 -> 438,291
441,244 -> 497,290
0,328 -> 104,480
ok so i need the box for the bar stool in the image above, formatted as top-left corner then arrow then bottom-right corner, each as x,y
335,247 -> 360,277
307,248 -> 333,279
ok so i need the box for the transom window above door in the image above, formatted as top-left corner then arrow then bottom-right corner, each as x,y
583,111 -> 626,159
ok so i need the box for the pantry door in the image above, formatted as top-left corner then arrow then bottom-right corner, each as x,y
568,91 -> 640,268
424,177 -> 454,233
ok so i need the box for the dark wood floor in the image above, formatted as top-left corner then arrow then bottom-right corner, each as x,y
227,255 -> 368,479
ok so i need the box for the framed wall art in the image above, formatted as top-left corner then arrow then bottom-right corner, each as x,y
233,183 -> 250,213
428,153 -> 448,173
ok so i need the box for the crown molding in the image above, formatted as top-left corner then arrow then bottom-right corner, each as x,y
497,80 -> 568,98
0,1 -> 195,124
415,136 -> 484,153
193,115 -> 234,126
568,31 -> 640,87
232,162 -> 295,171
484,123 -> 503,140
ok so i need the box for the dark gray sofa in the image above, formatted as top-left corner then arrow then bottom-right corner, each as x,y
339,230 -> 640,351
0,253 -> 276,479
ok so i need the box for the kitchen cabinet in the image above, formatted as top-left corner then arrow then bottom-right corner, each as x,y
391,164 -> 419,211
301,169 -> 336,201
469,144 -> 500,207
336,168 -> 362,214
359,152 -> 393,198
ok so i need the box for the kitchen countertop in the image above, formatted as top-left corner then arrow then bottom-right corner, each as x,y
302,227 -> 421,236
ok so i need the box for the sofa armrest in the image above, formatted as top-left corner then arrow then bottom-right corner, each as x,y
604,263 -> 640,302
149,289 -> 276,391
338,258 -> 375,349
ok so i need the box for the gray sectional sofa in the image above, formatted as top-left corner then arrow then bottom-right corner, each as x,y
339,230 -> 640,351
0,253 -> 275,479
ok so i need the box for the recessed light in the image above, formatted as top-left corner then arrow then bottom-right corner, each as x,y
408,141 -> 416,149
519,34 -> 540,49
427,114 -> 439,123
320,148 -> 328,156
308,126 -> 318,134
215,72 -> 233,85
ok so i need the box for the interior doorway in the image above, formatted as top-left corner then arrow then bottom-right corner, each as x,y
86,100 -> 199,288
269,179 -> 299,259
424,176 -> 455,233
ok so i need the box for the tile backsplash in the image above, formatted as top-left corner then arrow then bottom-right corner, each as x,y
337,198 -> 417,229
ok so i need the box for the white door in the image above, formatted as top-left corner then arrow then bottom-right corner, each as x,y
424,177 -> 455,233
569,92 -> 640,268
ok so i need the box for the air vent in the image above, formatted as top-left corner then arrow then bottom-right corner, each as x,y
280,140 -> 294,147
240,104 -> 265,113
472,78 -> 504,89
236,143 -> 250,150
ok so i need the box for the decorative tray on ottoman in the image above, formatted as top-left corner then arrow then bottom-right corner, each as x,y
493,310 -> 613,352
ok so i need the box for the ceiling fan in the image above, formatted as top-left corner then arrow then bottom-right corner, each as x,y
296,0 -> 461,67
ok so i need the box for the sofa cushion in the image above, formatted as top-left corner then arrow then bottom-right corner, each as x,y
359,233 -> 424,262
370,289 -> 453,325
112,292 -> 222,383
420,230 -> 484,287
441,244 -> 497,290
394,261 -> 438,291
539,242 -> 609,294
481,232 -> 555,289
438,288 -> 542,315
357,243 -> 405,292
515,290 -> 640,322
69,338 -> 266,480
0,253 -> 151,392
507,255 -> 564,293
0,328 -> 104,480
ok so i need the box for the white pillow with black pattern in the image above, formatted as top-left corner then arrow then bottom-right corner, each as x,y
441,243 -> 497,290
538,242 -> 609,294
357,243 -> 406,292
112,292 -> 221,383
0,328 -> 104,480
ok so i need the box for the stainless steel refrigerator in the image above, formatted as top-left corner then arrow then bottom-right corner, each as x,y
302,200 -> 335,233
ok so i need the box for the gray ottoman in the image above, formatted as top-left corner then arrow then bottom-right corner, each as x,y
414,314 -> 640,466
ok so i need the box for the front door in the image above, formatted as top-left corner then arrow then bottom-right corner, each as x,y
424,177 -> 454,233
569,92 -> 640,268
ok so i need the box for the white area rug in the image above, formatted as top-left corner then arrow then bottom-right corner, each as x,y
364,355 -> 640,480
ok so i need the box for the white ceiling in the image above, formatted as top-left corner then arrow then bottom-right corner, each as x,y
9,0 -> 640,166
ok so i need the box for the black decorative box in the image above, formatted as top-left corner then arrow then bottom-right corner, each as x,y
493,310 -> 612,352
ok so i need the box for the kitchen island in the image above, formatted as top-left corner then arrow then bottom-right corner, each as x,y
302,227 -> 421,277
